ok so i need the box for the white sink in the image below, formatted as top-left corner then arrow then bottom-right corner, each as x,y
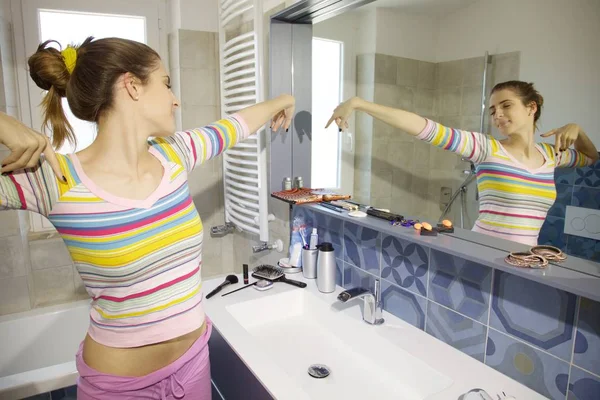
226,289 -> 453,400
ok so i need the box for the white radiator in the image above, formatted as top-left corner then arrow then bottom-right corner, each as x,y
218,0 -> 270,241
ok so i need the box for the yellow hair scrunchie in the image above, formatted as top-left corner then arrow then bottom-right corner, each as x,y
61,46 -> 77,74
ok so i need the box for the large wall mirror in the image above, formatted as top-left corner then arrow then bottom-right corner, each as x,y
269,0 -> 600,276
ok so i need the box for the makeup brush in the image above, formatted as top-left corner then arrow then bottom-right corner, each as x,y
206,275 -> 239,299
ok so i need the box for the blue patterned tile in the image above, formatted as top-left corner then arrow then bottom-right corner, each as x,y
428,250 -> 492,323
343,263 -> 376,291
381,281 -> 426,329
548,184 -> 574,218
315,212 -> 344,260
490,270 -> 577,361
538,216 -> 567,251
555,167 -> 575,185
567,235 -> 600,262
574,160 -> 600,188
425,301 -> 487,361
486,328 -> 569,400
573,297 -> 600,376
572,186 -> 600,209
381,235 -> 428,296
343,222 -> 380,274
563,366 -> 600,400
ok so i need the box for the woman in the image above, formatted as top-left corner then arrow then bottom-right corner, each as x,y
327,80 -> 598,246
0,37 -> 294,398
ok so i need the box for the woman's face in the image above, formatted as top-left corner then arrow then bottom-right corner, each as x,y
489,89 -> 536,136
138,62 -> 179,137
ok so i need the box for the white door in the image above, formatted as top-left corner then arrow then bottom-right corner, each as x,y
16,0 -> 164,154
12,0 -> 165,231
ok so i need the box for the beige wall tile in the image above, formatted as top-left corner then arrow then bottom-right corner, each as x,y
0,235 -> 27,278
430,145 -> 461,170
0,210 -> 20,238
438,88 -> 462,117
371,196 -> 391,212
415,89 -> 435,116
396,57 -> 419,87
0,276 -> 30,315
32,265 -> 75,307
413,140 -> 431,170
460,116 -> 483,133
463,56 -> 485,87
179,30 -> 216,70
181,105 -> 219,129
437,59 -> 464,88
417,61 -> 436,90
180,68 -> 218,106
29,238 -> 72,270
188,161 -> 224,215
374,83 -> 414,110
374,54 -> 397,85
410,168 -> 430,196
371,168 -> 393,199
387,140 -> 414,171
461,86 -> 483,117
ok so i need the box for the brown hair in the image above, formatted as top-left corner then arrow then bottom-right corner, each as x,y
491,80 -> 544,129
28,37 -> 161,149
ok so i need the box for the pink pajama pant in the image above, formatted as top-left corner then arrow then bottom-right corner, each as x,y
76,320 -> 213,399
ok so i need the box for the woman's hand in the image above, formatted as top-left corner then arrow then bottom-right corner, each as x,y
270,94 -> 295,132
325,97 -> 360,131
541,123 -> 580,154
0,113 -> 63,179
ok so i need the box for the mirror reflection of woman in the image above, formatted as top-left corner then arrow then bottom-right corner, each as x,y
327,80 -> 598,246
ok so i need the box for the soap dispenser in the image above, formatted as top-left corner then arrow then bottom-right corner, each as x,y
317,242 -> 336,293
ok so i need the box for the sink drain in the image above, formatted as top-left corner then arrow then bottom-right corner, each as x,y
308,364 -> 331,379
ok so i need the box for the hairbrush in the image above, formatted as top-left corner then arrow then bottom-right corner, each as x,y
252,265 -> 307,288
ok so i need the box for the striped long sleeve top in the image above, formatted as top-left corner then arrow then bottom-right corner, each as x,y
0,115 -> 250,347
417,119 -> 595,246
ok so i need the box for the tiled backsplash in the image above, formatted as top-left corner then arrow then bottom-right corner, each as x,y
541,158 -> 600,262
293,206 -> 600,400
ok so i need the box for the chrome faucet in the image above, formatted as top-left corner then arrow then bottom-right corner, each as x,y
337,280 -> 384,325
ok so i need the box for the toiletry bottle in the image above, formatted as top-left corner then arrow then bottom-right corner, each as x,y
309,228 -> 318,250
317,242 -> 336,293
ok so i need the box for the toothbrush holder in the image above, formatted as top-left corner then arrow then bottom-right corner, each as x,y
302,248 -> 318,279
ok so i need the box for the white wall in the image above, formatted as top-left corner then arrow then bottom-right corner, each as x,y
375,7 -> 438,62
435,0 -> 600,141
169,0 -> 219,33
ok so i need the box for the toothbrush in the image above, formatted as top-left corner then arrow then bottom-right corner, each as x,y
300,227 -> 308,248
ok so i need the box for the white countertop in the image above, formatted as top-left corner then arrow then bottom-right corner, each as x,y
203,273 -> 547,400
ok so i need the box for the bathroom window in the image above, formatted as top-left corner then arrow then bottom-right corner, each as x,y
15,0 -> 164,232
311,37 -> 343,189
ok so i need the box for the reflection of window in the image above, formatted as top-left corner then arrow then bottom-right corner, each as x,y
29,10 -> 146,232
311,37 -> 343,189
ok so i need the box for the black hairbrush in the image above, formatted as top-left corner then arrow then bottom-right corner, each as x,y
252,265 -> 306,288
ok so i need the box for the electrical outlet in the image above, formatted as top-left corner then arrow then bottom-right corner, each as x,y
564,205 -> 600,240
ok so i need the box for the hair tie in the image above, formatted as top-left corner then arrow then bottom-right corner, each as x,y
61,46 -> 77,74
